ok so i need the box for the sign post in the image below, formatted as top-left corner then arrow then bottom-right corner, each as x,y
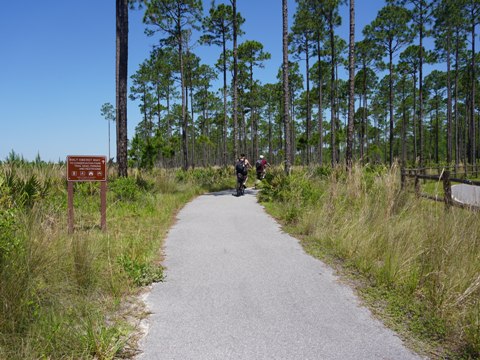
100,181 -> 107,231
66,155 -> 107,234
68,181 -> 74,234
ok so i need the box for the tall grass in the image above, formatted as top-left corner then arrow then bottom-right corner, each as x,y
259,164 -> 480,358
0,164 -> 233,359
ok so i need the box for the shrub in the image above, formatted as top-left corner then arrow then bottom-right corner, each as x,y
108,177 -> 140,201
1,168 -> 50,208
0,209 -> 19,267
117,254 -> 164,286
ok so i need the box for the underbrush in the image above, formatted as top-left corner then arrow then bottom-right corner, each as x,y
259,164 -> 480,359
0,164 -> 232,359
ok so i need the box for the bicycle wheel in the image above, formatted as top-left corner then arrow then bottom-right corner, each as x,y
236,180 -> 242,196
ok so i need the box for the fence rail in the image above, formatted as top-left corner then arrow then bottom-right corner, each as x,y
401,167 -> 480,210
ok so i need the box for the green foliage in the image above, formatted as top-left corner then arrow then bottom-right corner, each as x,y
261,164 -> 480,358
108,176 -> 141,201
0,209 -> 19,267
118,254 -> 164,286
4,150 -> 26,165
0,162 -> 233,358
100,102 -> 116,122
82,316 -> 128,360
174,166 -> 234,191
75,181 -> 101,197
464,301 -> 480,357
259,167 -> 323,207
362,284 -> 448,342
1,168 -> 51,208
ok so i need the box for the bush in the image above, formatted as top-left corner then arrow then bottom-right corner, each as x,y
0,209 -> 19,267
108,177 -> 140,201
1,168 -> 50,209
174,167 -> 234,191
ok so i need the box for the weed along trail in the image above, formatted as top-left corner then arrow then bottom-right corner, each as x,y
136,189 -> 423,360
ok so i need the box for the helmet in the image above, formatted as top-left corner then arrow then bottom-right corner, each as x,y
259,155 -> 264,159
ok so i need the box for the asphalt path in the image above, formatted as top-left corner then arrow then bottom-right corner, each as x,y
136,189 -> 423,360
452,184 -> 480,207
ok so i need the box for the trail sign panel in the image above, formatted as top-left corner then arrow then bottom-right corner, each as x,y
66,155 -> 107,233
67,155 -> 106,182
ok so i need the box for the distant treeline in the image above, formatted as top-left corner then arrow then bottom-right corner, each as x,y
115,0 -> 480,171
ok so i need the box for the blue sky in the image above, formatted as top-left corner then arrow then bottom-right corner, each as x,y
0,0 -> 387,162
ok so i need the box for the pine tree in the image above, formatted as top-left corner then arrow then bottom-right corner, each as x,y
144,0 -> 203,170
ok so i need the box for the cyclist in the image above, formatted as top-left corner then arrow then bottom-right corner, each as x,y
235,154 -> 251,196
255,155 -> 269,184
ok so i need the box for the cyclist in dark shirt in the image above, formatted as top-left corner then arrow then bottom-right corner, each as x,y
235,154 -> 251,196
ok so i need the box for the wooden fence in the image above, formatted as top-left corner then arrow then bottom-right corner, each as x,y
401,167 -> 480,210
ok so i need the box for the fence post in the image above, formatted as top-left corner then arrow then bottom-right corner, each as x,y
443,169 -> 452,209
414,169 -> 420,197
401,167 -> 405,190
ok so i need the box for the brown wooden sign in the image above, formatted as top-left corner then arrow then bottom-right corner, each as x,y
67,155 -> 106,182
66,155 -> 107,234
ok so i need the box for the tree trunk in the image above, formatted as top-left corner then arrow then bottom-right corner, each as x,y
455,30 -> 460,168
108,118 -> 111,162
190,77 -> 195,168
116,0 -> 128,177
435,100 -> 439,163
346,0 -> 355,170
222,32 -> 228,167
389,45 -> 394,167
179,33 -> 188,170
232,0 -> 239,162
202,100 -> 207,167
283,0 -> 292,174
305,39 -> 311,165
291,92 -> 296,165
447,31 -> 452,165
250,63 -> 258,160
401,77 -> 407,167
419,10 -> 424,167
464,103 -> 469,172
470,10 -> 476,167
167,84 -> 171,136
241,98 -> 247,154
316,37 -> 324,166
329,13 -> 336,166
268,109 -> 273,163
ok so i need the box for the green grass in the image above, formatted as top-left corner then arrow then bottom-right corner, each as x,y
259,164 -> 480,359
0,164 -> 233,359
420,178 -> 445,198
4,161 -> 478,358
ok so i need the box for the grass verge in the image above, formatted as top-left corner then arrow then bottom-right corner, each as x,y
259,164 -> 480,359
0,164 -> 233,359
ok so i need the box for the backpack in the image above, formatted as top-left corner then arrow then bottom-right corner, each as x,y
236,160 -> 247,176
255,159 -> 263,172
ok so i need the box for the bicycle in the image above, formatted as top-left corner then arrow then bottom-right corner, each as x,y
236,173 -> 246,196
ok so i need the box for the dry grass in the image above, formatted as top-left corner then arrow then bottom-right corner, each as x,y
0,163 -> 232,359
260,163 -> 480,358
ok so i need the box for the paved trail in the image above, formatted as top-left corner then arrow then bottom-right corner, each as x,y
136,189 -> 423,360
452,184 -> 480,207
